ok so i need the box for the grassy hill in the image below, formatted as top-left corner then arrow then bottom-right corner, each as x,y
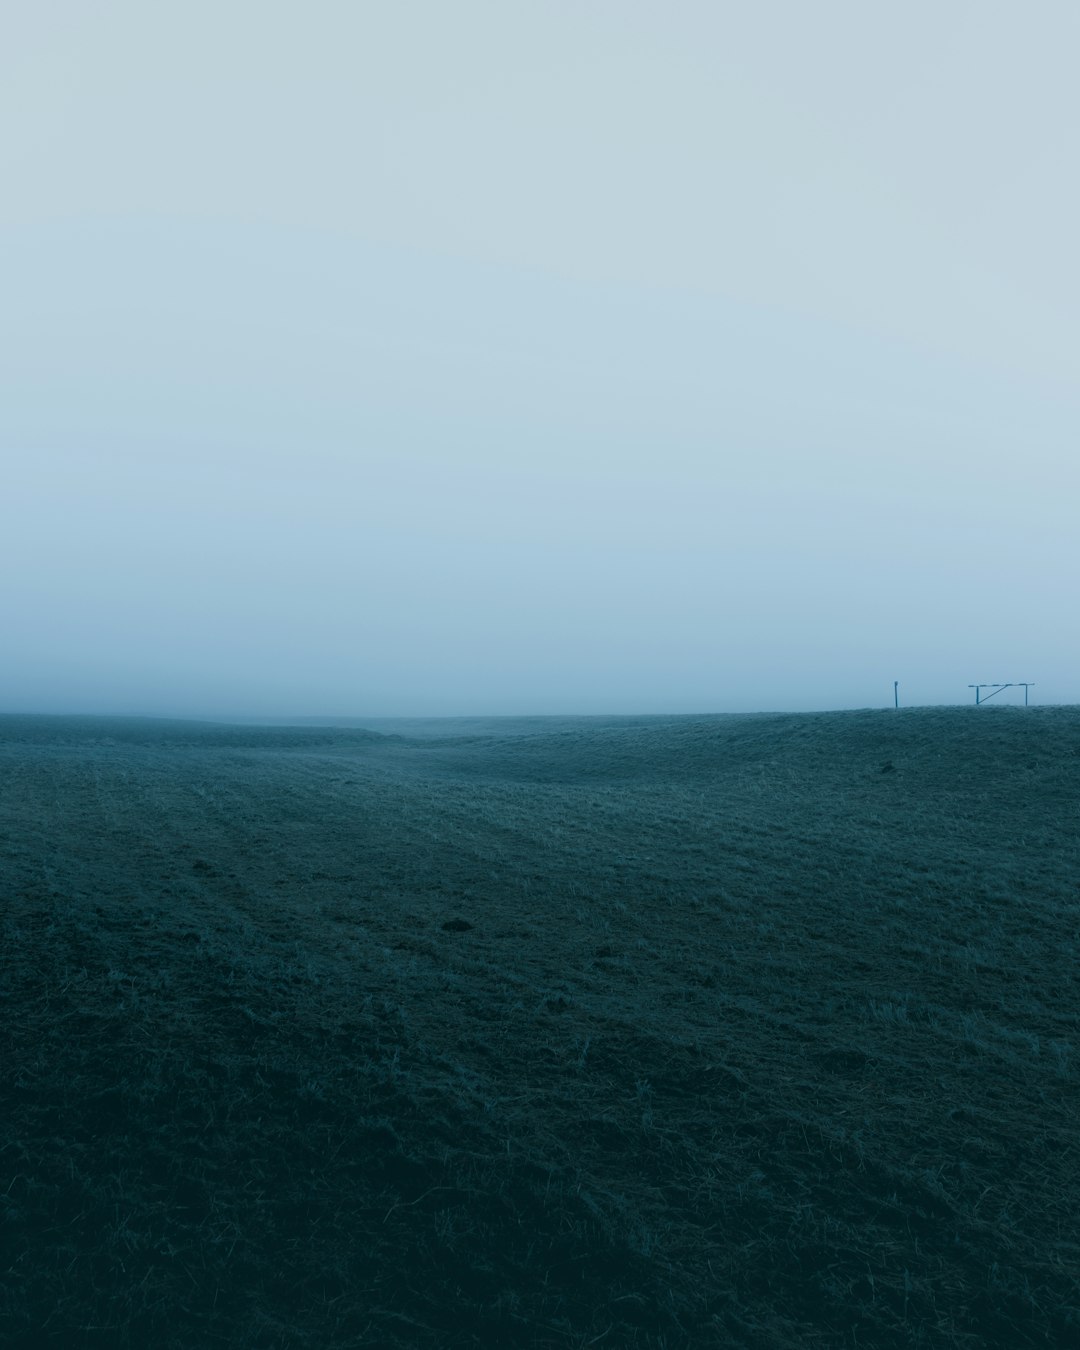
1,707 -> 1077,1347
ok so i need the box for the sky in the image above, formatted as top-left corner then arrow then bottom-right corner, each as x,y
2,1 -> 1077,718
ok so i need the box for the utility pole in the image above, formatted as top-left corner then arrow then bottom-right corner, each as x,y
893,681 -> 899,709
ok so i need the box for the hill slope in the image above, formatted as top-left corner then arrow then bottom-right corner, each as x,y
2,707 -> 1078,1347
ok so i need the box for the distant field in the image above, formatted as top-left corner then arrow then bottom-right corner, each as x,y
2,707 -> 1078,1348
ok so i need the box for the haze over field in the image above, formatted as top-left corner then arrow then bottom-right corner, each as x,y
3,2 -> 1077,717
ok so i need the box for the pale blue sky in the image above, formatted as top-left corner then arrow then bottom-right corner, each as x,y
2,2 -> 1077,716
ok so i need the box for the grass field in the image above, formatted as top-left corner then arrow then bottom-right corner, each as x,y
2,706 -> 1078,1348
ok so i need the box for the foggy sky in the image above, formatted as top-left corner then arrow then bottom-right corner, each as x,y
3,2 -> 1077,718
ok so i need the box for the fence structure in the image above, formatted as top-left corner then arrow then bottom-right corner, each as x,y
967,683 -> 1034,706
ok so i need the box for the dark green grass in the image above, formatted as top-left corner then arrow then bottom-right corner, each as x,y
1,706 -> 1078,1347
